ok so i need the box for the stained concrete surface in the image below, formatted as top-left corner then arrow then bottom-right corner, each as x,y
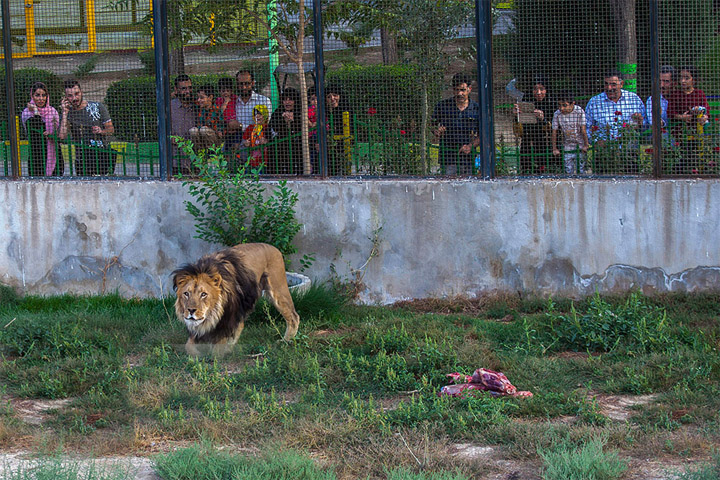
1,178 -> 720,303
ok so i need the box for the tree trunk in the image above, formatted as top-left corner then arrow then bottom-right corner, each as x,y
380,27 -> 399,65
298,60 -> 312,174
295,0 -> 311,174
170,46 -> 185,76
610,0 -> 637,90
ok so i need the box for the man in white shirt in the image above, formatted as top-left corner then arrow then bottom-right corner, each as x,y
228,70 -> 272,167
232,70 -> 273,132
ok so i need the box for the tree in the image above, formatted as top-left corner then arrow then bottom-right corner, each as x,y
392,0 -> 473,170
329,0 -> 401,64
246,0 -> 314,174
108,0 -> 258,75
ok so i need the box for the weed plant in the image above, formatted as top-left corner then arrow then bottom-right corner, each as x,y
538,435 -> 627,480
672,452 -> 720,480
0,289 -> 718,478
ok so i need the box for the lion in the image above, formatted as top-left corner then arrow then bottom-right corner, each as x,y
172,243 -> 300,356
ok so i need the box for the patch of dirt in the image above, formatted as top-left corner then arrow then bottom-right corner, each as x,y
392,294 -> 521,316
593,393 -> 658,422
451,444 -> 542,480
3,395 -> 74,425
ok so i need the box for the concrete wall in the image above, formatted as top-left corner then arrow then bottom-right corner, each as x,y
2,179 -> 719,304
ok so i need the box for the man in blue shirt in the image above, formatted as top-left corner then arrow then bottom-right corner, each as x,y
432,73 -> 480,175
585,71 -> 646,173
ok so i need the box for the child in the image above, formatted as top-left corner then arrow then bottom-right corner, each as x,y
190,85 -> 225,151
216,77 -> 237,124
242,104 -> 270,169
551,92 -> 589,174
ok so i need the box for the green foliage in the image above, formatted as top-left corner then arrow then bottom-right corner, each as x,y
638,0 -> 720,96
155,442 -> 338,480
104,74 -> 235,142
673,453 -> 720,480
0,284 -> 20,309
327,64 -> 431,127
504,0 -> 616,97
384,469 -> 469,480
73,54 -> 101,78
0,456 -> 132,480
540,292 -> 682,354
0,317 -> 116,359
178,139 -> 301,258
106,0 -> 260,53
538,436 -> 628,480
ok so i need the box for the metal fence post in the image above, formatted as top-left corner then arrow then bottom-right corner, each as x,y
313,0 -> 328,176
475,0 -> 495,178
153,0 -> 172,180
2,0 -> 19,178
649,0 -> 661,178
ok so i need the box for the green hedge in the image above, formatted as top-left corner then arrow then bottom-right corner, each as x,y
326,64 -> 442,127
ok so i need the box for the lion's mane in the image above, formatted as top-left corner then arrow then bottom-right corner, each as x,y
172,249 -> 261,344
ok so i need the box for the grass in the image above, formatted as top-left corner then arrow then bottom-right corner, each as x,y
538,435 -> 627,480
0,285 -> 719,478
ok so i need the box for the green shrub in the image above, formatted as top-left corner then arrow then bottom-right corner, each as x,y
673,453 -> 720,480
154,442 -> 337,480
326,64 -> 438,129
539,436 -> 627,480
541,292 -> 681,353
178,139 -> 301,259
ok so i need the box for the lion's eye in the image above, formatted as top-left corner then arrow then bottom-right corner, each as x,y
183,292 -> 189,298
200,292 -> 207,298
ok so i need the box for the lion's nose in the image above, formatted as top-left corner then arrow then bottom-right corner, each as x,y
188,308 -> 196,316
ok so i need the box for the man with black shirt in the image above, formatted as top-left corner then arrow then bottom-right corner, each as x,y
58,79 -> 115,176
432,73 -> 480,176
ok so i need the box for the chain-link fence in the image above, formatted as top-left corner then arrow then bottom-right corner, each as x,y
1,0 -> 718,178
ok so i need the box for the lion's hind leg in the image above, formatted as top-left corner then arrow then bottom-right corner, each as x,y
262,273 -> 300,341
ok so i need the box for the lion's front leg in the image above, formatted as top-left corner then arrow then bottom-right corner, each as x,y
185,335 -> 201,357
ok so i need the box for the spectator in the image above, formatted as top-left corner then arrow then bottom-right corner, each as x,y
216,77 -> 237,123
269,87 -> 303,174
21,81 -> 60,176
170,74 -> 196,174
241,104 -> 270,171
58,79 -> 115,176
216,77 -> 240,152
307,85 -> 318,172
667,65 -> 709,174
551,92 -> 589,174
432,73 -> 480,176
233,70 -> 272,135
585,70 -> 645,143
645,65 -> 675,128
190,84 -> 225,151
585,70 -> 645,173
325,82 -> 354,176
515,75 -> 555,174
231,70 -> 272,166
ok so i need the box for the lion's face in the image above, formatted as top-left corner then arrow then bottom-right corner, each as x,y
174,272 -> 225,336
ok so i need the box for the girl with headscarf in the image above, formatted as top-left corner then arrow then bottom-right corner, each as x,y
21,82 -> 60,176
242,104 -> 270,170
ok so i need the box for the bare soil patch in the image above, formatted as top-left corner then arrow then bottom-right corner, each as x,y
3,395 -> 73,425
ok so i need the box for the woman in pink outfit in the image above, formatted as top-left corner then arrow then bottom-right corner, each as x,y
21,82 -> 60,176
